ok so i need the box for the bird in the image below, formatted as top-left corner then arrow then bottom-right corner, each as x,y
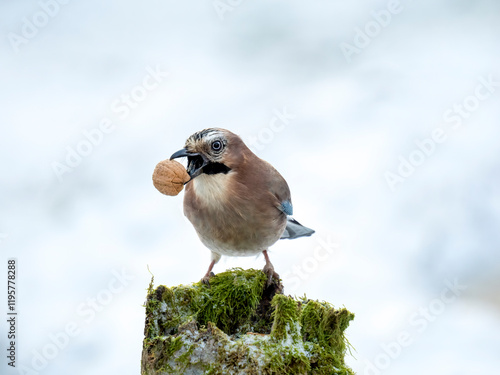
170,128 -> 315,285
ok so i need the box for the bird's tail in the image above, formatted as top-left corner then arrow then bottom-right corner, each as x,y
280,218 -> 315,239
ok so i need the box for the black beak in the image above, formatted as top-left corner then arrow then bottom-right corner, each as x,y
170,148 -> 192,160
170,148 -> 208,180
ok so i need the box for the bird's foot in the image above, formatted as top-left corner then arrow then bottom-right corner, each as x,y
262,263 -> 280,287
201,271 -> 215,285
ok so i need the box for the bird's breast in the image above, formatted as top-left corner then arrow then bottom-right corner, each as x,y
183,172 -> 286,256
191,172 -> 232,208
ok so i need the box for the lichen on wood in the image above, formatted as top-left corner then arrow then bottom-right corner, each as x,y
142,268 -> 355,374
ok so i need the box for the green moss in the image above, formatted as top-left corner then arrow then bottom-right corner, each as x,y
301,300 -> 354,351
270,294 -> 301,341
142,336 -> 183,373
300,300 -> 355,373
142,268 -> 355,375
196,268 -> 267,334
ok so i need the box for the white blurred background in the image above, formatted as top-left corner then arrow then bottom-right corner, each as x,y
1,1 -> 499,374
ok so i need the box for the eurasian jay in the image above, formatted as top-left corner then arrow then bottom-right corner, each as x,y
170,128 -> 314,285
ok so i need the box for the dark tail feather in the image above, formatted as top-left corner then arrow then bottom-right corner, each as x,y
280,218 -> 315,239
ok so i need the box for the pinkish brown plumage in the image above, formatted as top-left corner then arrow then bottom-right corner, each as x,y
170,128 -> 314,285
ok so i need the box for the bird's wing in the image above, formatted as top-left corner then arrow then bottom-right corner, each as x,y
262,162 -> 315,239
281,217 -> 315,239
263,161 -> 293,212
279,200 -> 293,216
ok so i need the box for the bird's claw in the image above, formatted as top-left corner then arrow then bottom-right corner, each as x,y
262,264 -> 279,287
201,271 -> 215,285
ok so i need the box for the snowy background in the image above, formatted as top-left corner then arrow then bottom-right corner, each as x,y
1,0 -> 499,374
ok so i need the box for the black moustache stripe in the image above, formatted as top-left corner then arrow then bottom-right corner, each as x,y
203,163 -> 231,175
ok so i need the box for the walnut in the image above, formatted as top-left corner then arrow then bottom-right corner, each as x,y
152,159 -> 190,196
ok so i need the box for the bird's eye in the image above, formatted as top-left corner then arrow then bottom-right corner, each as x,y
211,140 -> 223,152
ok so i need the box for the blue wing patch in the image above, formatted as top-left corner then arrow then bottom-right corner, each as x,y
280,200 -> 293,216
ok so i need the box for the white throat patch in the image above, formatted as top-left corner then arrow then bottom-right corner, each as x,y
193,172 -> 232,206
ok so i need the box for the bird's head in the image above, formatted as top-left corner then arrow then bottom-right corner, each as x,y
170,128 -> 245,180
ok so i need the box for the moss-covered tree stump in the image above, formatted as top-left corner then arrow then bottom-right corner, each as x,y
142,268 -> 355,374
